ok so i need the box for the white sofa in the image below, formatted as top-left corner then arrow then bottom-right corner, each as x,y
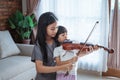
0,31 -> 36,80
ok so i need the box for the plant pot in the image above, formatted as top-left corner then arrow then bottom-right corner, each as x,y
22,39 -> 31,44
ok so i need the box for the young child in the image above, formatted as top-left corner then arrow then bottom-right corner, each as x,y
53,26 -> 79,80
53,26 -> 99,80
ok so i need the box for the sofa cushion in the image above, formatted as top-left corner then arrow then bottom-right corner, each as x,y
0,56 -> 35,80
0,30 -> 20,59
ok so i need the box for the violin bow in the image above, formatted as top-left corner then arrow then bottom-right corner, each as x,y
78,21 -> 99,54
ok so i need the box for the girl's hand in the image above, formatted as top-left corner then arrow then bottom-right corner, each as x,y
93,45 -> 99,51
77,45 -> 99,57
60,63 -> 73,71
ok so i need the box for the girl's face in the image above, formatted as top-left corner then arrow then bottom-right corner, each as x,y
46,22 -> 58,38
58,32 -> 67,43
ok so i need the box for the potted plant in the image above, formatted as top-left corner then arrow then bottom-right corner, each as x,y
8,10 -> 37,44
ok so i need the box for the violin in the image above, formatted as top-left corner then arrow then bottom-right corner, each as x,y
62,42 -> 114,54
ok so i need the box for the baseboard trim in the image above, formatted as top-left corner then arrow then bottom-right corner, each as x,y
102,68 -> 120,78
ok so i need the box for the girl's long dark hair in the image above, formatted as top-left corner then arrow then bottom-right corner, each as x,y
36,12 -> 58,63
54,26 -> 67,47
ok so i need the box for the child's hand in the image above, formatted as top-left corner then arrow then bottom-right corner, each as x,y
71,56 -> 78,64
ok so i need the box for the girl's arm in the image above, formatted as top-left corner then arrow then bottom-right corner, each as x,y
55,56 -> 78,66
77,45 -> 99,57
35,60 -> 73,73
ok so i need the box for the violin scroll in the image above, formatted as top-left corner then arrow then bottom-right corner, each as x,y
96,45 -> 114,53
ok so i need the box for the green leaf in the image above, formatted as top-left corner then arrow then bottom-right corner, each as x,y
8,19 -> 16,29
8,10 -> 37,40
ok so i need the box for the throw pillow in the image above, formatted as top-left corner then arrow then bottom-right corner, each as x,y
0,30 -> 20,59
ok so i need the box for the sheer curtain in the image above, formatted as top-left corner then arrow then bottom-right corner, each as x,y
34,0 -> 109,72
108,0 -> 120,70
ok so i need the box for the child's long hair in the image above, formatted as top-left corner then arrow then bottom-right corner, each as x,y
36,12 -> 58,63
54,26 -> 67,47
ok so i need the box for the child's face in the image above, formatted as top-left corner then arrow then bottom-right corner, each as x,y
46,22 -> 58,38
58,32 -> 67,43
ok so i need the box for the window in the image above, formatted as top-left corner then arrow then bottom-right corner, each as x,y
35,0 -> 109,72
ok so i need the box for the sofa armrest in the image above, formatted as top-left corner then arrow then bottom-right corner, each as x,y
16,43 -> 34,56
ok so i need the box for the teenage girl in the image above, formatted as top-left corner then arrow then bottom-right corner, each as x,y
31,12 -> 73,80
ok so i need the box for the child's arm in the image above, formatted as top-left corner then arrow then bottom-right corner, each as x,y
55,56 -> 78,66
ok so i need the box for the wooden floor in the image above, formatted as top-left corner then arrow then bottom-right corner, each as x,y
77,69 -> 120,80
102,68 -> 120,78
